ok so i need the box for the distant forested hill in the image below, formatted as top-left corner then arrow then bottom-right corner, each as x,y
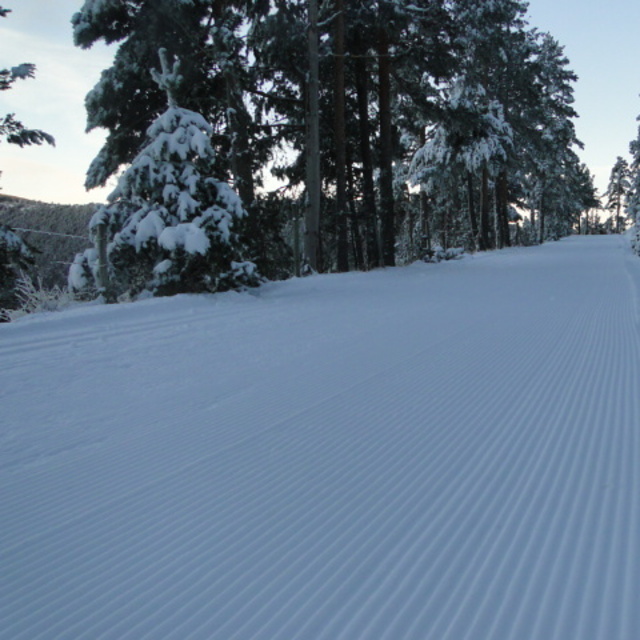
0,194 -> 94,287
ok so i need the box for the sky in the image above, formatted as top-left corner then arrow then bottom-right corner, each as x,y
1,0 -> 640,205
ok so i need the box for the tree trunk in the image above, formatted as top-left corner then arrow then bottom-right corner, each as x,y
441,208 -> 450,250
346,153 -> 365,270
539,192 -> 546,244
419,128 -> 432,257
95,223 -> 115,303
420,188 -> 432,256
354,46 -> 380,269
496,169 -> 510,248
305,0 -> 320,272
334,0 -> 349,272
466,171 -> 478,251
292,208 -> 301,277
377,23 -> 395,266
480,165 -> 491,250
225,74 -> 255,209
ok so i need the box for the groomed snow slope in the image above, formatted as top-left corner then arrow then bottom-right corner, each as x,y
2,235 -> 640,639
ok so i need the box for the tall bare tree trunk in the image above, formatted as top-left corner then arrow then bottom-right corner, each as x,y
539,192 -> 546,244
419,128 -> 432,257
530,207 -> 536,236
377,22 -> 395,266
467,171 -> 478,251
420,189 -> 431,256
334,0 -> 349,272
305,0 -> 320,271
346,153 -> 365,270
496,169 -> 510,248
354,44 -> 380,269
480,165 -> 491,250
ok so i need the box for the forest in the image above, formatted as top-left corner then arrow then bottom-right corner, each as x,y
3,0 -> 640,310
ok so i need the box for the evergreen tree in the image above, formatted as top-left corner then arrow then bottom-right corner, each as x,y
0,224 -> 35,315
604,156 -> 630,233
70,50 -> 259,299
627,121 -> 640,255
410,0 -> 529,251
409,78 -> 513,250
374,0 -> 454,265
413,4 -> 583,250
1,4 -> 54,148
73,0 -> 217,189
522,32 -> 583,242
0,5 -> 51,314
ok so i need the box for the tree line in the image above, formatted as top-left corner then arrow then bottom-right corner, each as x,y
604,128 -> 640,249
6,1 -> 606,306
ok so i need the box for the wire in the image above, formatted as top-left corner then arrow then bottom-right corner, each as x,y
10,227 -> 89,240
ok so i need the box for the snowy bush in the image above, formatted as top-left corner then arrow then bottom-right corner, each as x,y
423,246 -> 465,263
68,247 -> 99,299
71,50 -> 260,300
0,272 -> 73,322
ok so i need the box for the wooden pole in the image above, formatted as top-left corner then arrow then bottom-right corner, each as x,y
95,222 -> 114,302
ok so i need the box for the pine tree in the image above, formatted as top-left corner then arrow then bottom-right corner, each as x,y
627,121 -> 640,255
522,32 -> 582,242
0,4 -> 54,149
374,0 -> 454,265
73,0 -> 217,189
1,6 -> 54,147
70,50 -> 259,299
0,224 -> 35,315
409,78 -> 513,250
604,157 -> 631,233
0,5 -> 52,314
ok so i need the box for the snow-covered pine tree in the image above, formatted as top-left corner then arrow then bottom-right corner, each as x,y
409,77 -> 513,249
604,156 -> 630,233
70,50 -> 260,299
73,0 -> 216,190
406,0 -> 530,252
628,123 -> 640,255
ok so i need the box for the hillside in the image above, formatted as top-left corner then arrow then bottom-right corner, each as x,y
0,194 -> 95,288
2,235 -> 640,639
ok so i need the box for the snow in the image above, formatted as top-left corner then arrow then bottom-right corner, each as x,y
68,249 -> 97,292
159,222 -> 210,255
2,235 -> 640,639
135,210 -> 166,250
148,108 -> 214,161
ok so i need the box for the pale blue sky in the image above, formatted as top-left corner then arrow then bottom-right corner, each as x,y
1,0 -> 639,204
526,0 -> 640,198
0,0 -> 113,203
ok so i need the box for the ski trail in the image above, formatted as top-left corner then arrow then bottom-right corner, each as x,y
1,236 -> 639,639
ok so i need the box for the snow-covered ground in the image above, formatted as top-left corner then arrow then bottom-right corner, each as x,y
2,235 -> 640,639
